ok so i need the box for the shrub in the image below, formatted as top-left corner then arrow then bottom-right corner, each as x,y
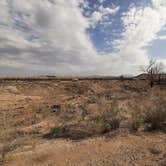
143,100 -> 166,131
93,102 -> 121,134
130,98 -> 166,132
93,116 -> 109,134
130,105 -> 144,132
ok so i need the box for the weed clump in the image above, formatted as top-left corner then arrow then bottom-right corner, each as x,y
93,108 -> 121,134
130,98 -> 166,132
143,100 -> 166,131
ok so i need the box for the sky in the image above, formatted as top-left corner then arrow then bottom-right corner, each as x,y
0,0 -> 166,76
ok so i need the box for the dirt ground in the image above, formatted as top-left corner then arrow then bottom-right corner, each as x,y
5,133 -> 166,166
0,78 -> 165,166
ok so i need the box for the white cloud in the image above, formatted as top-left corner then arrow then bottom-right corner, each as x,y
90,5 -> 119,27
0,0 -> 165,76
111,0 -> 166,73
99,5 -> 119,14
114,7 -> 164,48
0,0 -> 11,25
158,35 -> 166,40
0,0 -> 101,75
90,11 -> 103,25
98,0 -> 105,4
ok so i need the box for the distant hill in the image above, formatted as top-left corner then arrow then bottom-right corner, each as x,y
136,73 -> 166,80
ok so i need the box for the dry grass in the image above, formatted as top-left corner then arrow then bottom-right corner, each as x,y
0,79 -> 165,165
129,92 -> 166,132
142,98 -> 166,131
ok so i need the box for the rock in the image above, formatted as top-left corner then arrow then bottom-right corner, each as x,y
5,86 -> 19,93
51,105 -> 61,113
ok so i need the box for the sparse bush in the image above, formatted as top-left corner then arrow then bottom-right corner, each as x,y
130,118 -> 144,132
93,101 -> 121,134
93,116 -> 108,134
93,115 -> 120,134
129,105 -> 144,131
142,100 -> 166,131
43,101 -> 121,139
130,98 -> 166,132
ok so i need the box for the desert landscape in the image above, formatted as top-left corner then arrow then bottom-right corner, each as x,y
0,76 -> 165,166
0,0 -> 166,165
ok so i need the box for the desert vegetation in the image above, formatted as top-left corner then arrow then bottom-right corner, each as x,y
0,76 -> 165,165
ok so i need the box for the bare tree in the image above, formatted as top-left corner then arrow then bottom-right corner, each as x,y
141,59 -> 164,87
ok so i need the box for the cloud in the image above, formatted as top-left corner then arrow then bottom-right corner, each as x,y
111,0 -> 166,73
98,0 -> 105,4
0,0 -> 165,76
90,11 -> 103,25
158,35 -> 166,40
0,0 -> 11,25
90,5 -> 119,27
0,0 -> 101,75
